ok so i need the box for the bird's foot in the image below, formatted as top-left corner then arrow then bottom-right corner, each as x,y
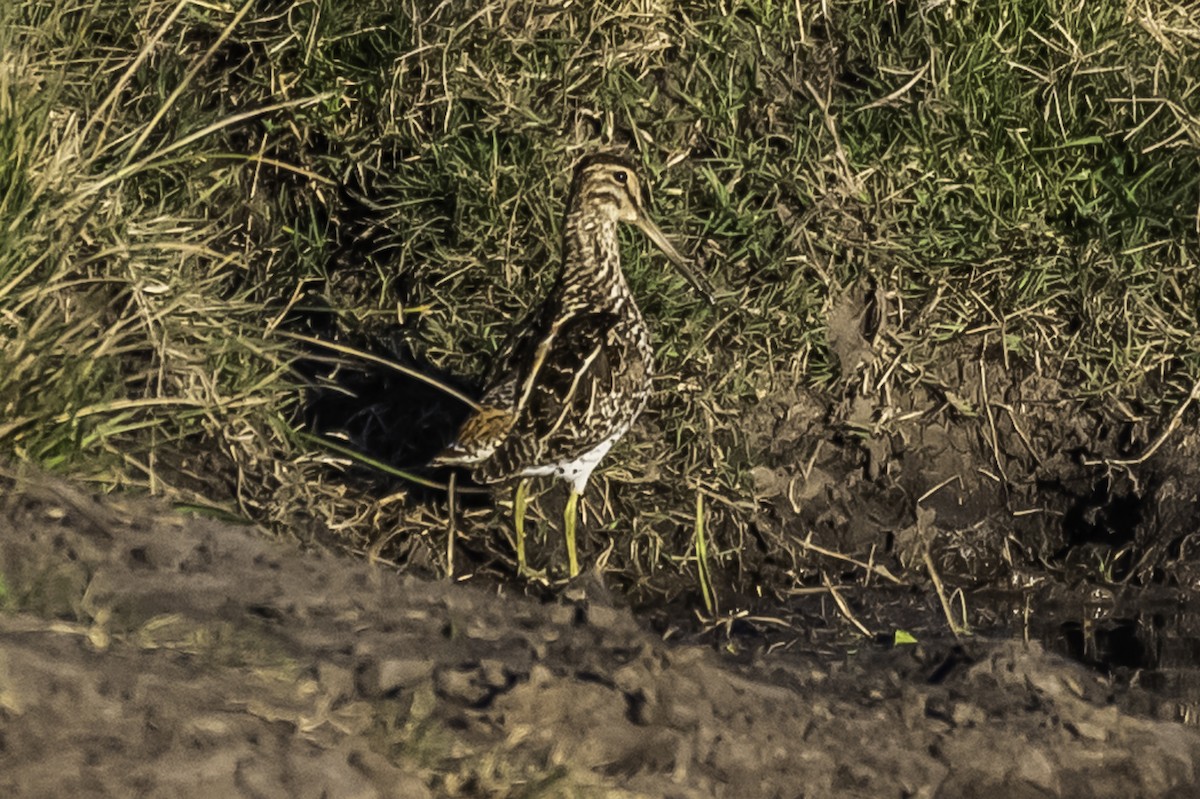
516,562 -> 550,583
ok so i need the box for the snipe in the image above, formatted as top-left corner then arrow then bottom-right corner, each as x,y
434,153 -> 708,577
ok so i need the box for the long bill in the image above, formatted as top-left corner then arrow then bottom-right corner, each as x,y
635,215 -> 715,305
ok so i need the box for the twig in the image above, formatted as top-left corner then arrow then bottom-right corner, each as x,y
923,546 -> 969,639
299,432 -> 487,493
795,534 -> 905,584
694,490 -> 717,615
446,471 -> 457,580
822,572 -> 872,637
979,349 -> 1009,484
278,331 -> 482,412
859,63 -> 930,110
1083,374 -> 1200,467
917,474 -> 963,504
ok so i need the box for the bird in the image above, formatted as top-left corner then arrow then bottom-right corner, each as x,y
433,152 -> 710,578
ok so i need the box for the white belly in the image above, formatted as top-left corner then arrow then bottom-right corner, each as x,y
518,423 -> 630,494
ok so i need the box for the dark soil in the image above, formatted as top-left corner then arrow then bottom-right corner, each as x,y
744,313 -> 1200,595
3,467 -> 1199,798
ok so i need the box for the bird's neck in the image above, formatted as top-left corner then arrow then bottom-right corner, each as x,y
558,207 -> 629,306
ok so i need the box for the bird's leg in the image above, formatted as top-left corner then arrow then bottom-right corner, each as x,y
513,478 -> 529,575
563,489 -> 580,578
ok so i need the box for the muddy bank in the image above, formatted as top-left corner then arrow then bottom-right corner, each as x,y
1,470 -> 1198,798
743,326 -> 1200,592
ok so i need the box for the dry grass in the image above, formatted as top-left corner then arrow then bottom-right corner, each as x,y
3,0 -> 1200,601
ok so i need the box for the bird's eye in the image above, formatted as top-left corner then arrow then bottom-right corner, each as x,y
613,171 -> 627,183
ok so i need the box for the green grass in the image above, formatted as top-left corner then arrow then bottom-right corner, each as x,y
2,1 -> 1199,588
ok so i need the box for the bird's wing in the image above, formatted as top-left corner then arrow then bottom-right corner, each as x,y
477,308 -> 624,481
515,308 -> 622,424
475,292 -> 561,411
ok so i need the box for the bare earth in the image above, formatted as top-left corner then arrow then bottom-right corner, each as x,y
1,470 -> 1198,798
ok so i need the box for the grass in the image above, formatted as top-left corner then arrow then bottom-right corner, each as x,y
1,0 -> 1199,595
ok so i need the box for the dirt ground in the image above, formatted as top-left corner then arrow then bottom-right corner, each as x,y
2,468 -> 1199,798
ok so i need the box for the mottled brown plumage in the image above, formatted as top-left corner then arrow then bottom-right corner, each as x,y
434,153 -> 707,576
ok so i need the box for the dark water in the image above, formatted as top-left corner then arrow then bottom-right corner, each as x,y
675,580 -> 1200,725
987,589 -> 1200,725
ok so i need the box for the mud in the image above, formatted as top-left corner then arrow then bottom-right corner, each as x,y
746,314 -> 1200,594
2,469 -> 1199,798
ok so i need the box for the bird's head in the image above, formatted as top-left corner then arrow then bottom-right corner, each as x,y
569,153 -> 713,302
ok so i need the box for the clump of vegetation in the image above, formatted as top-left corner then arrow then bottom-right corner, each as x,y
2,1 -> 1198,595
0,3 -> 310,511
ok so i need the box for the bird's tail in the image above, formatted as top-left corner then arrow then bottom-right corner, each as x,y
431,406 -> 515,467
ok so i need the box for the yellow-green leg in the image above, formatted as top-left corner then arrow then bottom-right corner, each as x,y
513,479 -> 529,575
563,490 -> 580,578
